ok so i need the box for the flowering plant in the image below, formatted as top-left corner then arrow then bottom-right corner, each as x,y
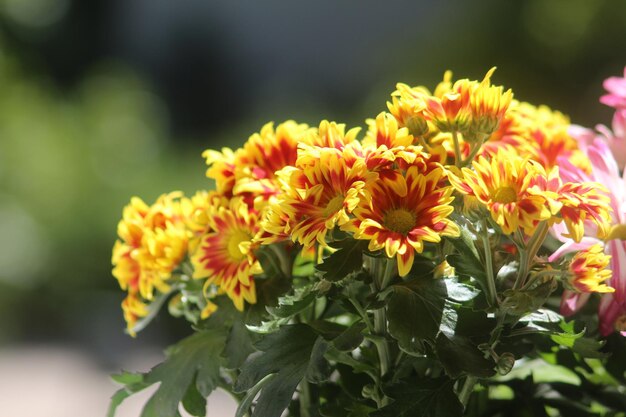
109,68 -> 626,417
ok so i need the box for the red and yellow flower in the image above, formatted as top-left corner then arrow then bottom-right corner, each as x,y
204,121 -> 311,207
191,197 -> 261,314
448,149 -> 556,235
348,166 -> 460,276
305,120 -> 361,151
484,101 -> 591,173
567,244 -> 614,294
263,146 -> 376,249
423,68 -> 512,140
554,181 -> 612,242
112,192 -> 189,334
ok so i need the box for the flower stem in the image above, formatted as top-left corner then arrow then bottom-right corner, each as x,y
480,220 -> 497,307
513,222 -> 549,290
458,375 -> 477,408
299,379 -> 311,417
452,130 -> 463,167
460,140 -> 484,167
348,297 -> 375,334
369,256 -> 396,406
373,307 -> 391,379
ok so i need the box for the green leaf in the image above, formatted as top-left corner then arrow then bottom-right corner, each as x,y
128,289 -> 176,335
235,324 -> 325,417
438,301 -> 459,338
371,377 -> 463,417
444,277 -> 480,302
108,385 -> 147,417
435,334 -> 496,378
223,318 -> 256,369
107,371 -> 151,417
267,291 -> 317,319
181,376 -> 207,417
246,274 -> 292,325
316,239 -> 368,282
111,370 -> 145,385
446,225 -> 480,259
325,347 -> 378,382
520,309 -> 563,324
235,375 -> 275,417
346,403 -> 376,417
139,327 -> 228,417
501,279 -> 558,317
385,274 -> 447,349
306,336 -> 332,383
255,246 -> 288,281
332,321 -> 366,351
551,320 -> 607,359
446,253 -> 486,285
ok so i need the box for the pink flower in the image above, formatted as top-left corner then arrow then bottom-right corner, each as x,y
600,66 -> 626,110
551,138 -> 626,336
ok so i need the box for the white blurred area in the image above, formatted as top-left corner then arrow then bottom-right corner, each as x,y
0,346 -> 237,417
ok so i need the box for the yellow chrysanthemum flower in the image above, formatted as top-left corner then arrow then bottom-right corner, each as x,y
567,244 -> 614,294
191,197 -> 261,313
204,121 -> 312,207
423,68 -> 512,140
467,67 -> 513,140
265,147 -> 376,249
554,181 -> 612,242
361,112 -> 420,165
387,83 -> 431,137
484,101 -> 591,174
181,190 -> 228,252
112,192 -> 189,334
121,294 -> 149,336
204,147 -> 237,197
234,121 -> 312,205
304,120 -> 361,151
348,166 -> 460,276
448,150 -> 556,235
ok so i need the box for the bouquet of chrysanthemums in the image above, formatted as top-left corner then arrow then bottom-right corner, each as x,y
109,68 -> 626,417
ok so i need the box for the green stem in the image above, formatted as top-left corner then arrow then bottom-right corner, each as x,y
348,297 -> 375,334
381,258 -> 397,289
513,222 -> 549,290
299,379 -> 311,417
513,248 -> 529,290
458,375 -> 477,408
452,130 -> 463,167
373,307 -> 391,378
369,256 -> 395,406
460,140 -> 484,167
480,220 -> 497,307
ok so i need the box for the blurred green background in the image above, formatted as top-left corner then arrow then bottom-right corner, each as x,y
0,0 -> 625,367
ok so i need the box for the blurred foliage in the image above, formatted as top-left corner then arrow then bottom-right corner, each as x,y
0,41 -> 211,349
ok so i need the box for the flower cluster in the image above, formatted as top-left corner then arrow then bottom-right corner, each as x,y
110,67 -> 626,417
112,68 -> 616,337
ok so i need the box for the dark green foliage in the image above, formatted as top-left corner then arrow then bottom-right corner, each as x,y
372,377 -> 463,417
316,239 -> 369,282
235,324 -> 328,417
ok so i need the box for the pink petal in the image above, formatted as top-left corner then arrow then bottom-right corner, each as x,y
561,291 -> 590,316
548,237 -> 599,262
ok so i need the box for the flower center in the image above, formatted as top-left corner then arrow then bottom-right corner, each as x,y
492,186 -> 517,204
323,195 -> 344,217
384,208 -> 416,235
227,229 -> 251,260
607,224 -> 626,241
